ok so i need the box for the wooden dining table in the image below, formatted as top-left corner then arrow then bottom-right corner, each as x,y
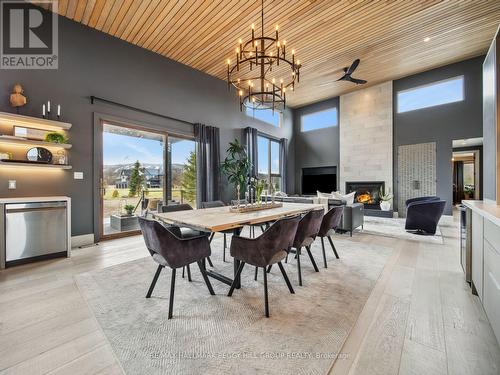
153,202 -> 324,288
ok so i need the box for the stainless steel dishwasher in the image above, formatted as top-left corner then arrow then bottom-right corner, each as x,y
5,201 -> 68,266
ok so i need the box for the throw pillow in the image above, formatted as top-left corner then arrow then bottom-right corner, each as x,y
317,190 -> 333,199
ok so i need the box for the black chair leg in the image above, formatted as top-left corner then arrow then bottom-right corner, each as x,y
321,237 -> 328,268
254,266 -> 258,281
182,266 -> 185,278
223,234 -> 227,262
260,225 -> 265,233
263,267 -> 269,318
277,262 -> 295,294
285,253 -> 289,263
327,236 -> 340,259
296,247 -> 303,286
197,261 -> 215,295
228,261 -> 246,296
209,232 -> 215,243
306,245 -> 319,272
207,256 -> 214,267
266,264 -> 272,273
146,265 -> 162,298
186,264 -> 192,282
168,268 -> 176,319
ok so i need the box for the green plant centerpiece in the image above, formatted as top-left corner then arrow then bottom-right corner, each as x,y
220,139 -> 251,204
379,187 -> 393,211
252,178 -> 266,205
45,132 -> 67,144
123,204 -> 135,216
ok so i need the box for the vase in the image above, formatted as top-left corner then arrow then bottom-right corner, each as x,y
380,201 -> 391,211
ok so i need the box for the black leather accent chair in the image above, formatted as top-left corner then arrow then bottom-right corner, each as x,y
138,217 -> 215,319
318,206 -> 344,268
200,200 -> 233,262
227,215 -> 301,317
405,197 -> 446,235
282,208 -> 324,286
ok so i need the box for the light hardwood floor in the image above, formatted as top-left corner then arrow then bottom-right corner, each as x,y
1,217 -> 499,375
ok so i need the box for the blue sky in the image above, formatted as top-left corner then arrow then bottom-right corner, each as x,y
301,107 -> 338,132
257,136 -> 280,174
398,76 -> 463,113
103,132 -> 194,166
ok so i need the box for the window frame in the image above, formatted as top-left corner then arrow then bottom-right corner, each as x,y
245,107 -> 282,128
257,133 -> 282,190
300,107 -> 339,133
396,75 -> 465,114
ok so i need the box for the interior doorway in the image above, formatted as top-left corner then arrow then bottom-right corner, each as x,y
452,138 -> 483,205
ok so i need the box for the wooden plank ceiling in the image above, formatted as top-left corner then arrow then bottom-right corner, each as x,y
39,0 -> 500,108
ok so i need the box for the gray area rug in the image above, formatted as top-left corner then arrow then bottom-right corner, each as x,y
76,234 -> 392,375
361,216 -> 447,244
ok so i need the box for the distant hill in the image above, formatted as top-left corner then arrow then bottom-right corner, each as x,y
103,163 -> 185,186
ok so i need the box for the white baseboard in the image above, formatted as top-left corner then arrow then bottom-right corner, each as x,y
71,234 -> 95,248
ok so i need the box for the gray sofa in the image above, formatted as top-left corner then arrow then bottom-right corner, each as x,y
264,195 -> 364,236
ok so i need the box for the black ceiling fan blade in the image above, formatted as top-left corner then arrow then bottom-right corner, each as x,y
346,59 -> 360,75
336,74 -> 348,81
350,77 -> 367,85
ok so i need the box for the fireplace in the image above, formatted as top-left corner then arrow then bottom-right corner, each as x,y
345,181 -> 385,209
302,166 -> 337,195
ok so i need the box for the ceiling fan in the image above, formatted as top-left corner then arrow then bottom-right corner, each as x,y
318,59 -> 367,87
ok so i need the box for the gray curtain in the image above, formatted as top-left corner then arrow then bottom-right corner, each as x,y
194,123 -> 220,206
280,138 -> 288,193
245,127 -> 258,178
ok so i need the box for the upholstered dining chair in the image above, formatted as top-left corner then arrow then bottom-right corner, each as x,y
138,217 -> 215,319
289,208 -> 324,286
200,200 -> 233,262
227,215 -> 300,317
265,208 -> 324,286
317,206 -> 344,268
161,203 -> 214,270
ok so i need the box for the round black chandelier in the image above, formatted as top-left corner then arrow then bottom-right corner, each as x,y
226,0 -> 301,112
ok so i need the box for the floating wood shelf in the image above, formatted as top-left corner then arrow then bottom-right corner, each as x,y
0,161 -> 72,169
0,137 -> 72,149
0,111 -> 71,131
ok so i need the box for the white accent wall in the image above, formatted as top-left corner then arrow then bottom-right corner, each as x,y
339,82 -> 393,205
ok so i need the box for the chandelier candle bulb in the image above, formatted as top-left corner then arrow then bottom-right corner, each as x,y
275,25 -> 279,40
251,24 -> 255,41
57,105 -> 61,118
42,104 -> 46,117
47,101 -> 51,113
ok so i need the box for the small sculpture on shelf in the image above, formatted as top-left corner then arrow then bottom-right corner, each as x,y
10,84 -> 27,113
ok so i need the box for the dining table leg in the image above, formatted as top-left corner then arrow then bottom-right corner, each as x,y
233,227 -> 242,289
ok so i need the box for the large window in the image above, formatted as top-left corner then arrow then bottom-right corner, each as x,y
301,107 -> 338,132
257,135 -> 282,191
397,76 -> 464,113
245,107 -> 281,127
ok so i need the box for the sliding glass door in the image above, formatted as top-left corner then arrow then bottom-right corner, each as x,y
167,136 -> 197,208
101,123 -> 166,237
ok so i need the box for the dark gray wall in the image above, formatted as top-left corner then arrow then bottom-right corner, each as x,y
393,56 -> 484,214
0,14 -> 294,236
293,97 -> 340,194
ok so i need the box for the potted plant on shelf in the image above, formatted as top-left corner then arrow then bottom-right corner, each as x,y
379,187 -> 393,211
123,204 -> 135,216
45,132 -> 67,144
464,185 -> 475,200
220,139 -> 251,204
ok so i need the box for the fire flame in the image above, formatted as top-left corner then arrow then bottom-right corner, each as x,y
356,193 -> 373,204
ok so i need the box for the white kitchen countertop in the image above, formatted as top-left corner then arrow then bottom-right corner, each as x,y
462,200 -> 500,227
0,196 -> 71,204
